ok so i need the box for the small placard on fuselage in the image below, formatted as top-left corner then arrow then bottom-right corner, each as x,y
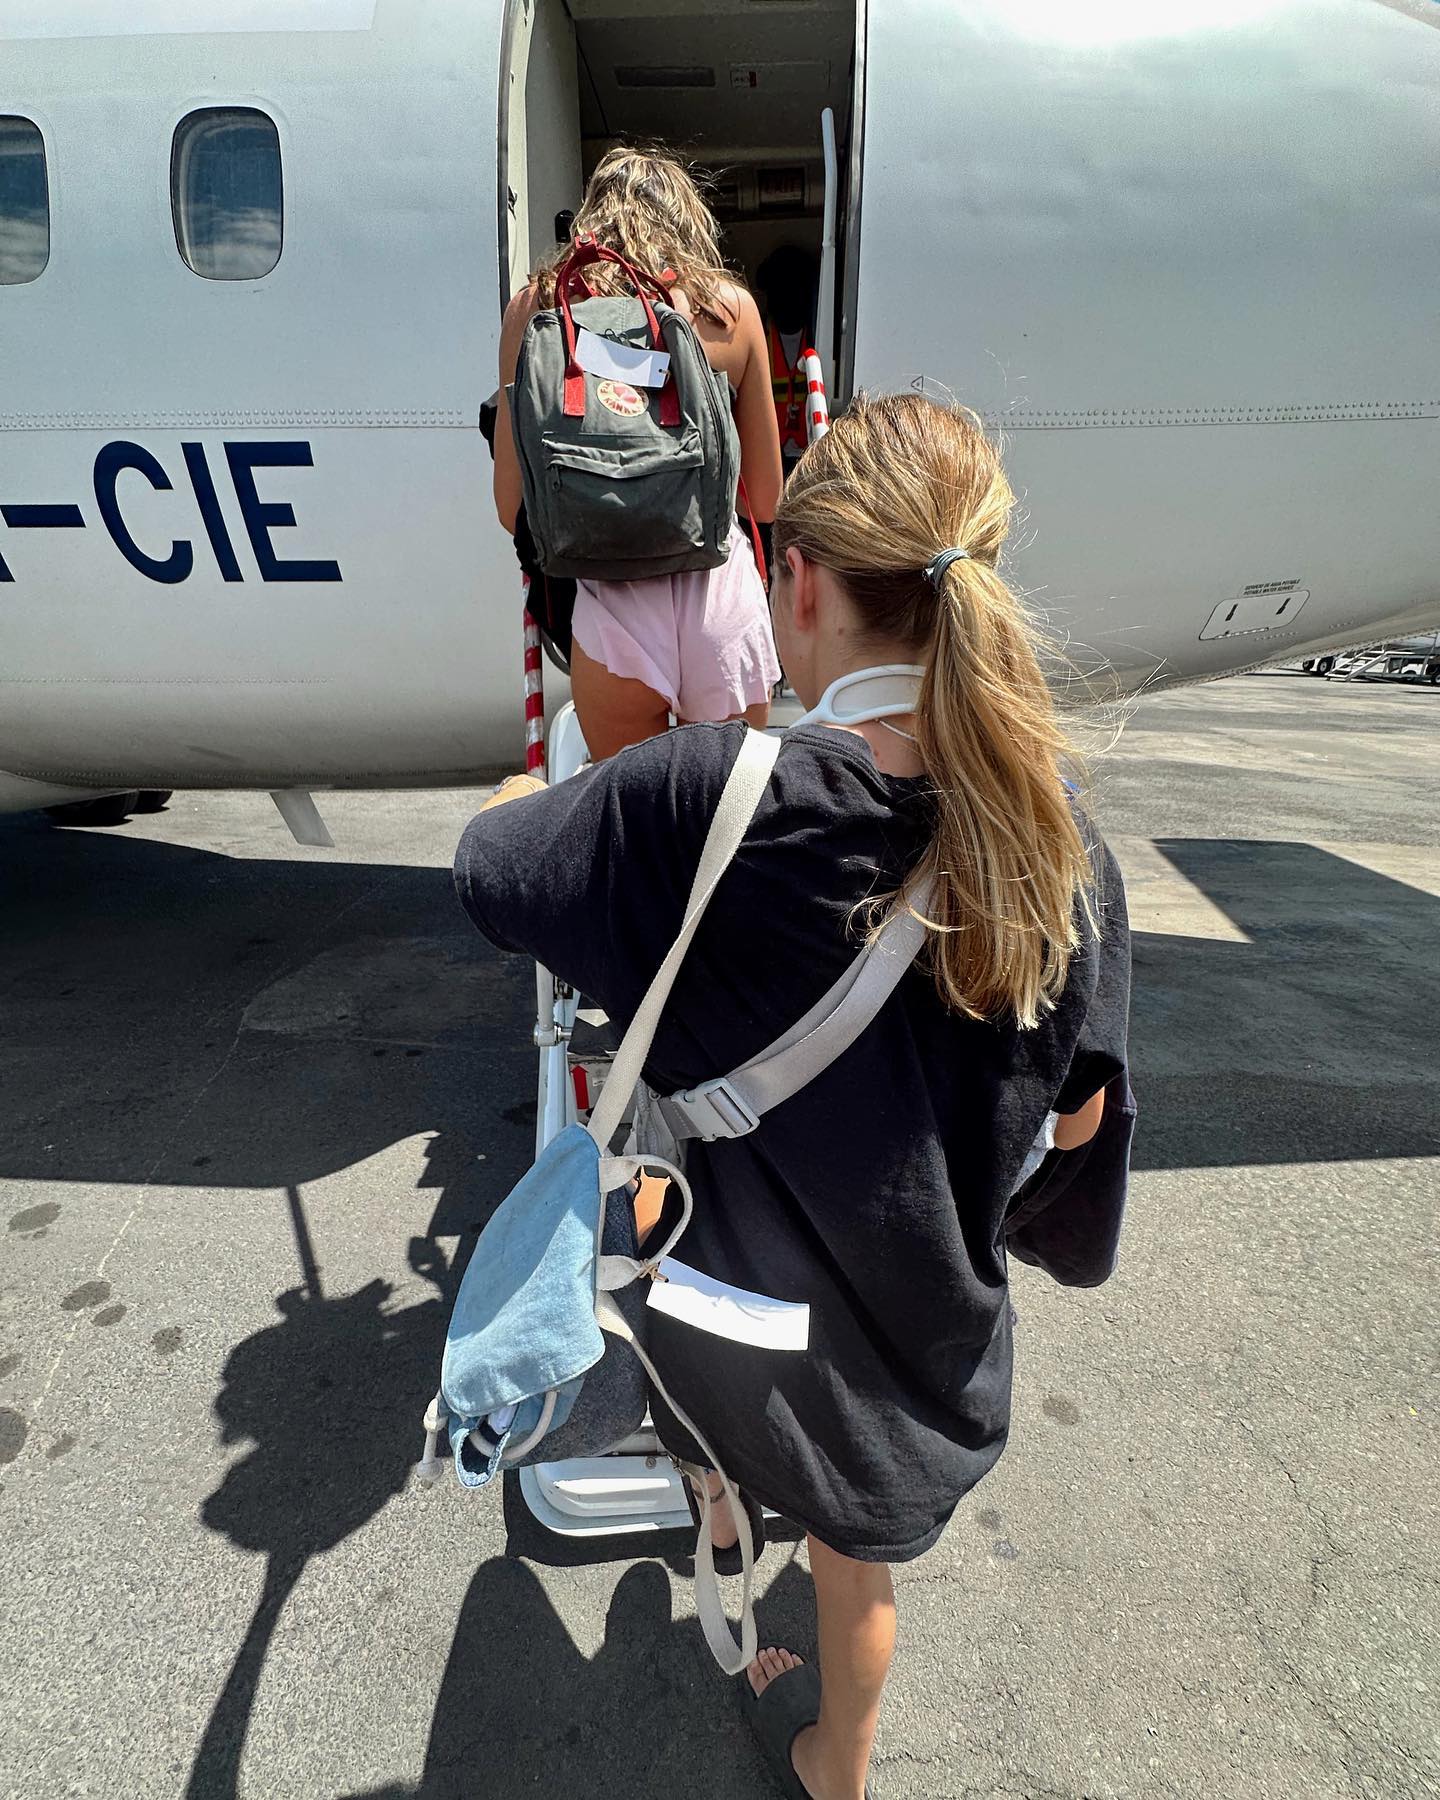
1200,587 -> 1310,641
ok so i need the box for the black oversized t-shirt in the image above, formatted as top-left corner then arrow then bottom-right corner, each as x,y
455,720 -> 1131,1561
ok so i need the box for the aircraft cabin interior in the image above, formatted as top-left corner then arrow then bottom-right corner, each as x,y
505,0 -> 857,380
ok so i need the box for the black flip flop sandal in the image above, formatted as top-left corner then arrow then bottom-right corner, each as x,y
747,1660 -> 875,1800
680,1467 -> 766,1577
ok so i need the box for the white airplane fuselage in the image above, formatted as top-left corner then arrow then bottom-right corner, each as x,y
1,0 -> 1436,812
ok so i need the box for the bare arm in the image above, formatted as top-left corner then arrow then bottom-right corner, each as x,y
493,285 -> 541,534
1053,1086 -> 1105,1151
477,772 -> 547,814
729,290 -> 784,524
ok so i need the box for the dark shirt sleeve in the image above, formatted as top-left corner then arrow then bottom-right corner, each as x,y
1054,843 -> 1132,1113
1007,843 -> 1135,1287
452,722 -> 739,1021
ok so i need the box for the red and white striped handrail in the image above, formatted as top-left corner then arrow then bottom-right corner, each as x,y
802,348 -> 829,442
522,577 -> 546,776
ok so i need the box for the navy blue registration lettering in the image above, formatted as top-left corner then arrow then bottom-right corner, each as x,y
181,443 -> 243,582
93,442 -> 194,585
0,502 -> 85,580
1,504 -> 85,529
223,442 -> 342,582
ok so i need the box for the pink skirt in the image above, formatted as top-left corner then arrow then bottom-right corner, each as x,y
571,525 -> 780,722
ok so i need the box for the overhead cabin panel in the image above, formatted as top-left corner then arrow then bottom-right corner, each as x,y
573,4 -> 853,156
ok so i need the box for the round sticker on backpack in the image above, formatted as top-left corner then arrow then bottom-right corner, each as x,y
596,379 -> 647,418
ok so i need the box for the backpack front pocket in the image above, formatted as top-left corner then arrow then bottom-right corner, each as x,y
541,432 -> 708,566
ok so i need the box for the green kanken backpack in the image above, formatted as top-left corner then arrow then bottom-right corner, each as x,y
508,235 -> 740,582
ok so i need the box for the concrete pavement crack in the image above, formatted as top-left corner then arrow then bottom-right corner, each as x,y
1232,1568 -> 1436,1799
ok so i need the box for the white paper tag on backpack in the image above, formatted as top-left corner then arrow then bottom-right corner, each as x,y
574,327 -> 671,389
645,1256 -> 810,1351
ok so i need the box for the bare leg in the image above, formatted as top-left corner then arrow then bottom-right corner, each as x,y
747,1535 -> 896,1800
685,1468 -> 739,1551
569,638 -> 671,760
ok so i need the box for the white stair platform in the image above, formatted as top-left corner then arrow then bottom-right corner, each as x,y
518,1451 -> 692,1538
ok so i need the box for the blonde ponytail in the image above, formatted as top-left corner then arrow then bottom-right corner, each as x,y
773,392 -> 1095,1028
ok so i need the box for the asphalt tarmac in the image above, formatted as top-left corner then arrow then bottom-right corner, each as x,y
1,670 -> 1436,1800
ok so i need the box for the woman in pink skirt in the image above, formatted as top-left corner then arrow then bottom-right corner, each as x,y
492,147 -> 784,758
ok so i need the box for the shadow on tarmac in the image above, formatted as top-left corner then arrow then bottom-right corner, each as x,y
338,1555 -> 815,1800
184,1244 -> 462,1800
181,1217 -> 807,1797
3,815 -> 1437,1794
0,812 -> 538,1196
1129,837 -> 1439,1168
3,818 -> 1435,1185
185,1244 -> 808,1800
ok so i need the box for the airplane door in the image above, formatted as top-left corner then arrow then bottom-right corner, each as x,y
499,0 -> 537,306
498,0 -> 583,310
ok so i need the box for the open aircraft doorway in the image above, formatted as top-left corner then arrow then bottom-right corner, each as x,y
498,0 -> 858,394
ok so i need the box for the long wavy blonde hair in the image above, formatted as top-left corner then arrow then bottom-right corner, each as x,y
774,392 -> 1096,1028
532,146 -> 737,321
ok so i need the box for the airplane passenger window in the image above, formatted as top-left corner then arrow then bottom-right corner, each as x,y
171,107 -> 282,281
0,116 -> 50,285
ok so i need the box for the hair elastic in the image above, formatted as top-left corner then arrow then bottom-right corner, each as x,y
923,547 -> 971,590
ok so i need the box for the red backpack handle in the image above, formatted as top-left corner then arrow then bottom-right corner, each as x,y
553,234 -> 681,427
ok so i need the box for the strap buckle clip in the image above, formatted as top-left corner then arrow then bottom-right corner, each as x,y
668,1076 -> 760,1143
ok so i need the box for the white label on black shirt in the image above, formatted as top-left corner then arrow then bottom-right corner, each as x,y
646,1256 -> 810,1351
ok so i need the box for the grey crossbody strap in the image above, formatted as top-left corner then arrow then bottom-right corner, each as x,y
586,727 -> 780,1153
582,726 -> 779,1678
655,879 -> 934,1145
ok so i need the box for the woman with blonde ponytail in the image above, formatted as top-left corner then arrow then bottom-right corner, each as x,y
774,392 -> 1099,1030
457,392 -> 1134,1799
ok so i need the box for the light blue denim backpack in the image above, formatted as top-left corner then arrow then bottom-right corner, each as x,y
418,725 -> 933,1671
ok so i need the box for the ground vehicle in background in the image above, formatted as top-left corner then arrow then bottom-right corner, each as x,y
1301,635 -> 1440,685
1300,649 -> 1370,677
1335,646 -> 1440,686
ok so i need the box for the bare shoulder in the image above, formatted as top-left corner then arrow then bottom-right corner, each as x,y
712,279 -> 762,340
503,281 -> 543,336
715,277 -> 756,321
690,279 -> 760,379
729,284 -> 767,362
499,282 -> 544,375
727,281 -> 762,325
